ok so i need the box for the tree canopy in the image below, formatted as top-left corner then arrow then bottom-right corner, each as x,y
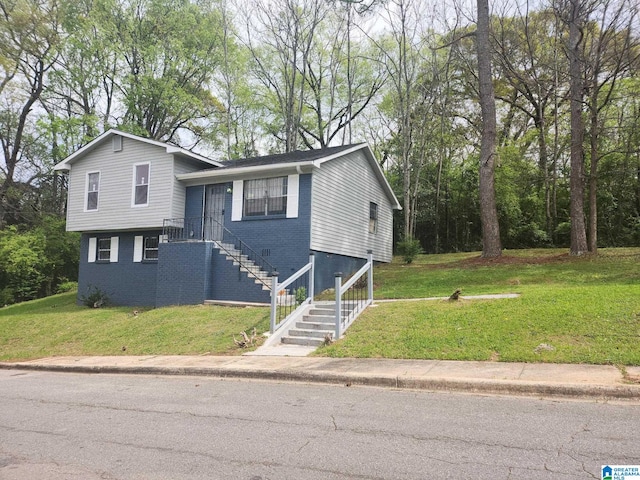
1,0 -> 639,303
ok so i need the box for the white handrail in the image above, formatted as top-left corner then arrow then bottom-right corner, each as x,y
270,254 -> 315,333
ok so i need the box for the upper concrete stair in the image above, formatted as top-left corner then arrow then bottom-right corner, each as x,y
215,242 -> 272,291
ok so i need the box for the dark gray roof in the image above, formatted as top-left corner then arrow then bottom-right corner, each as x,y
219,144 -> 364,169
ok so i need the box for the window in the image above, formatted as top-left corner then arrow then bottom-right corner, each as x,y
134,235 -> 160,262
369,202 -> 378,234
243,176 -> 287,217
86,172 -> 100,211
88,236 -> 118,263
97,238 -> 111,261
143,236 -> 159,260
133,163 -> 150,206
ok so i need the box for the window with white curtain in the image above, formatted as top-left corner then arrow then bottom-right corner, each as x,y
243,176 -> 288,217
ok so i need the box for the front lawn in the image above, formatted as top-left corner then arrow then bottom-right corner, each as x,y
316,248 -> 640,365
1,248 -> 638,365
0,293 -> 269,361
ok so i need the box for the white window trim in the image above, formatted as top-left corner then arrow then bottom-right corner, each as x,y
286,174 -> 299,218
231,180 -> 243,221
133,236 -> 144,262
110,236 -> 119,262
84,171 -> 100,212
88,237 -> 97,263
131,162 -> 151,208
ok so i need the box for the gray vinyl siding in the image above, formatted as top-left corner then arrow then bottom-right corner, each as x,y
66,137 -> 180,231
310,150 -> 394,263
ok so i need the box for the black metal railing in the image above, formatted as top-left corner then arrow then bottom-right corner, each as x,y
334,250 -> 374,339
340,273 -> 367,324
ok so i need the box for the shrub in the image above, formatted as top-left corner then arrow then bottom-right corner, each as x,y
80,285 -> 109,308
294,286 -> 307,305
397,237 -> 423,264
56,281 -> 78,293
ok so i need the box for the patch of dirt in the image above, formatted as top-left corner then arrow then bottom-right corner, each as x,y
427,253 -> 574,269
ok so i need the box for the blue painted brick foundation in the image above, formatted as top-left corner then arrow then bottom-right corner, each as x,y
77,232 -> 160,307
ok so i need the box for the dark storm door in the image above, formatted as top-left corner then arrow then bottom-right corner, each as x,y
205,185 -> 226,241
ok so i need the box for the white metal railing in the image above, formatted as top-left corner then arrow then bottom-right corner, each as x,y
269,254 -> 315,333
334,250 -> 373,339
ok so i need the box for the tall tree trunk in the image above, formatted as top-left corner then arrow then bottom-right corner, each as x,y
476,0 -> 502,257
567,0 -> 589,255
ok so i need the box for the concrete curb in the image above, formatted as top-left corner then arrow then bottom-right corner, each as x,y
2,361 -> 639,401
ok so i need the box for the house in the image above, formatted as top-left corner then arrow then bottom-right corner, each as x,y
54,129 -> 401,307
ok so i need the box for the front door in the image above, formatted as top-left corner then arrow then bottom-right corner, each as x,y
205,185 -> 226,241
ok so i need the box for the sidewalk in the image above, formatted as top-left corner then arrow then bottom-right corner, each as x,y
1,355 -> 639,401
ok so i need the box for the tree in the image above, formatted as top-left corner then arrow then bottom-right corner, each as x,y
557,0 -> 590,255
297,4 -> 385,148
492,8 -> 566,240
242,0 -> 329,152
110,0 -> 225,143
582,0 -> 639,253
476,0 -> 502,257
371,0 -> 426,240
0,0 -> 64,227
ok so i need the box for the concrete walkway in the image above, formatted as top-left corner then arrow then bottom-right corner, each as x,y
2,355 -> 639,401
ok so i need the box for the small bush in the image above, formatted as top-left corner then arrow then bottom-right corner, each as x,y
56,281 -> 78,293
397,237 -> 423,264
80,285 -> 109,308
294,286 -> 307,305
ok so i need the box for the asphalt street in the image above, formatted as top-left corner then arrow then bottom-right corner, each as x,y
1,370 -> 639,479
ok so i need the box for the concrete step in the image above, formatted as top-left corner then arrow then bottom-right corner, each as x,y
295,320 -> 334,330
309,308 -> 335,316
288,328 -> 333,339
281,336 -> 325,347
302,314 -> 334,324
230,256 -> 251,264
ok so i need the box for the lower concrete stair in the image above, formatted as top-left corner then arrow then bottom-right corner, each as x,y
280,305 -> 336,347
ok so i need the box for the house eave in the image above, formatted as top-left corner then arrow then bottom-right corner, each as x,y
360,145 -> 402,210
176,161 -> 318,185
53,129 -> 223,171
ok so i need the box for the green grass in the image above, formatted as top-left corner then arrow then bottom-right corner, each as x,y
0,293 -> 269,361
316,248 -> 640,365
1,248 -> 639,365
